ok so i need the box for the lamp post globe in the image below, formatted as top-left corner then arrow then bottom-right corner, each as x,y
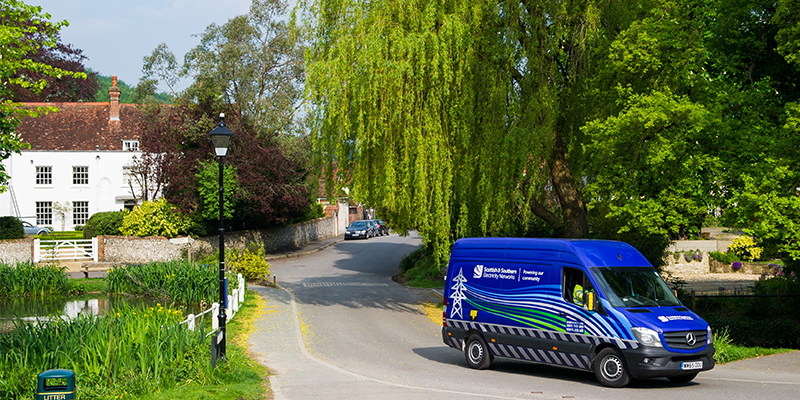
208,112 -> 232,364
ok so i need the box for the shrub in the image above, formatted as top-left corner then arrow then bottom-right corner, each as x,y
120,198 -> 192,238
83,211 -> 126,239
710,251 -> 739,264
0,217 -> 24,239
229,246 -> 271,281
729,236 -> 763,261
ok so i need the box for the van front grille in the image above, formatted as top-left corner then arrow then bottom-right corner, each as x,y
663,330 -> 707,350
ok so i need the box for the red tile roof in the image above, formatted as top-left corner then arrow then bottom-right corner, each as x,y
15,102 -> 142,151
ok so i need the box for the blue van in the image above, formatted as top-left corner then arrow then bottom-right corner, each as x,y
442,238 -> 715,387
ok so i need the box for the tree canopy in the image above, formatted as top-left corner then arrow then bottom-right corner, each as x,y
302,0 -> 800,267
0,0 -> 88,189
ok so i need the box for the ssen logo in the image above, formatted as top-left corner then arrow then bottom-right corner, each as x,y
473,265 -> 484,279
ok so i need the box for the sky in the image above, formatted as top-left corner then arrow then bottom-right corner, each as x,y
31,0 -> 254,92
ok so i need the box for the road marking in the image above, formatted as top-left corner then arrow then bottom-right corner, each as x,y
277,284 -> 527,399
302,282 -> 390,287
697,376 -> 800,385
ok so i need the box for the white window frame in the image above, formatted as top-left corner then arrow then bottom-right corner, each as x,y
72,166 -> 89,185
36,201 -> 52,225
36,166 -> 52,185
123,140 -> 140,152
73,201 -> 89,225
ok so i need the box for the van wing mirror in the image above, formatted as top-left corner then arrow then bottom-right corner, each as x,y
586,291 -> 594,311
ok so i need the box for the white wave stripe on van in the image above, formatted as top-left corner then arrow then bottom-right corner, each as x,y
448,320 -> 639,350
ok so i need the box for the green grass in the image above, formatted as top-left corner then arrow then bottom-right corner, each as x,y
145,290 -> 269,400
67,278 -> 107,294
38,231 -> 84,240
399,245 -> 445,288
0,262 -> 69,296
0,290 -> 269,400
107,261 -> 220,305
713,328 -> 795,364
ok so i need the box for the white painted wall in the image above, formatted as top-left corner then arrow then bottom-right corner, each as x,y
0,150 -> 141,231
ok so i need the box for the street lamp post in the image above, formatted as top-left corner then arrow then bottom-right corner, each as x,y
209,113 -> 233,364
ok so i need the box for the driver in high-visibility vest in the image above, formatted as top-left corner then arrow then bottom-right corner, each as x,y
573,284 -> 585,306
573,283 -> 594,309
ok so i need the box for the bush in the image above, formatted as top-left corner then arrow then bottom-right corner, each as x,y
229,246 -> 271,281
83,211 -> 126,239
710,250 -> 739,264
729,236 -> 763,261
120,198 -> 192,238
0,217 -> 24,239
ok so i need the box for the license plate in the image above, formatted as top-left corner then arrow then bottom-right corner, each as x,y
681,361 -> 703,370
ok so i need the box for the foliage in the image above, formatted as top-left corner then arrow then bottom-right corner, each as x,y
0,262 -> 68,296
0,0 -> 89,106
137,104 -> 311,232
712,328 -> 794,364
196,160 -> 240,221
93,73 -> 137,103
0,216 -> 24,239
0,304 -> 208,400
120,198 -> 193,238
301,0 -> 800,271
728,236 -> 764,262
399,244 -> 447,288
301,0 -> 604,268
722,165 -> 800,263
106,260 -> 221,305
3,14 -> 98,102
229,246 -> 271,281
181,0 -> 304,135
709,251 -> 739,264
82,210 -> 126,239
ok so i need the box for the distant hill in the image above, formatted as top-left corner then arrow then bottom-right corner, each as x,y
92,72 -> 173,104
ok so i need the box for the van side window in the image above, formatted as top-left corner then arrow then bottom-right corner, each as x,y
562,267 -> 593,307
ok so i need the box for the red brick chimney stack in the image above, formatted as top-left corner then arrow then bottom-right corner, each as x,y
109,75 -> 120,121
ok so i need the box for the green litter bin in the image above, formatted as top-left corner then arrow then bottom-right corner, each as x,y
36,369 -> 75,400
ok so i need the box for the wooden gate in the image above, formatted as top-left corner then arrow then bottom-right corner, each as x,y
33,238 -> 98,262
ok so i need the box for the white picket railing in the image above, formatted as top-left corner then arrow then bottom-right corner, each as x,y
33,238 -> 98,262
179,273 -> 247,333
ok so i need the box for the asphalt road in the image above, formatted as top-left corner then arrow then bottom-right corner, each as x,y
248,233 -> 800,400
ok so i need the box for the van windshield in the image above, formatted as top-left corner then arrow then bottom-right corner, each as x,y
591,267 -> 681,308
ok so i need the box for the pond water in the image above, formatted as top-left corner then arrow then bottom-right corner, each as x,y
0,294 -> 205,334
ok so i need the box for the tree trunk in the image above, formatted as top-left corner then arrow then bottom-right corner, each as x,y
550,131 -> 587,238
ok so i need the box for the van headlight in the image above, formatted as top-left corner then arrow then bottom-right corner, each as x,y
707,326 -> 713,344
631,327 -> 663,347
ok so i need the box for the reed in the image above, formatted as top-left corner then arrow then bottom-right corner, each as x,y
0,262 -> 69,296
106,260 -> 219,305
0,303 -> 210,399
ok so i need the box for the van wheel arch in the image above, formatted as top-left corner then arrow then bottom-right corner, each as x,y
593,346 -> 632,388
464,332 -> 493,370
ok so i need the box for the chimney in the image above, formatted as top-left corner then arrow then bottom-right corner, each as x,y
109,75 -> 120,121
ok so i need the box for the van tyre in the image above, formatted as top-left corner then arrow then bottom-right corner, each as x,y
594,348 -> 632,388
465,335 -> 492,370
667,372 -> 698,384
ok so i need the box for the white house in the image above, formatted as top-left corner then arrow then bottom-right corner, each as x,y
0,77 -> 144,231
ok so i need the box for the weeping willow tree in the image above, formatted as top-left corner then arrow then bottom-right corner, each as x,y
301,0 -> 620,263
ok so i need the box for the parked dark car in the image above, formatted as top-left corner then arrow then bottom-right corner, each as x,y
373,219 -> 389,236
22,220 -> 51,236
345,220 -> 374,240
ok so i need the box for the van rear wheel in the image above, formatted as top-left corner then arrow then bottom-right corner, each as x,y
465,335 -> 492,370
593,348 -> 632,388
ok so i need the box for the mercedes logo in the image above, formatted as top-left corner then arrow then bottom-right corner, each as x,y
685,332 -> 696,346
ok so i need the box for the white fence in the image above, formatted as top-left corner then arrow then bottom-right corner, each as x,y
180,274 -> 247,333
33,238 -> 98,263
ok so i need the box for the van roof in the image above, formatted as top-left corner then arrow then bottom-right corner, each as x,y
451,238 -> 652,268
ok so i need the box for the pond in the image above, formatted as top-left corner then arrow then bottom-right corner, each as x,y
0,294 -> 206,334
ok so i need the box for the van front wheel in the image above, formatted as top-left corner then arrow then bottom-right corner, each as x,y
465,335 -> 492,370
594,348 -> 632,388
